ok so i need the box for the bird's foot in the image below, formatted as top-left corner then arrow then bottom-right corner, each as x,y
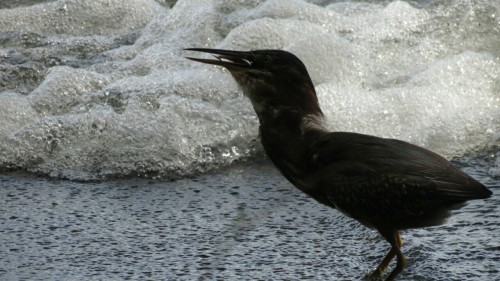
364,268 -> 383,280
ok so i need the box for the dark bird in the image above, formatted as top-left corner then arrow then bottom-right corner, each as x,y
184,48 -> 492,281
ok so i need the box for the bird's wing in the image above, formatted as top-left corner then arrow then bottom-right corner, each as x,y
298,132 -> 491,227
304,132 -> 489,203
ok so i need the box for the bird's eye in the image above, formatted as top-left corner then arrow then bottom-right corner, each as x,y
263,55 -> 273,64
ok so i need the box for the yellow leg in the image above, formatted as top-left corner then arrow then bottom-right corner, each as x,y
366,248 -> 395,279
384,232 -> 406,281
365,231 -> 405,280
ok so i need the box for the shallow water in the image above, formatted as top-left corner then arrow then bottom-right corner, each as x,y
1,156 -> 498,281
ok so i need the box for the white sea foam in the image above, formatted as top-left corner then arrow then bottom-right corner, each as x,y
0,0 -> 498,180
0,0 -> 158,36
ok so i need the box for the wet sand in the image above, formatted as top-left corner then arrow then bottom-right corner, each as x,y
1,160 -> 498,280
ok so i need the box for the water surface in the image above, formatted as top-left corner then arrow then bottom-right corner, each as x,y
1,157 -> 498,280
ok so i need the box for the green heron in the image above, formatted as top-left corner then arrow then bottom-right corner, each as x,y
184,48 -> 492,281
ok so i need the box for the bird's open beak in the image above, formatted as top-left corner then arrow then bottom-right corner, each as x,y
184,48 -> 253,69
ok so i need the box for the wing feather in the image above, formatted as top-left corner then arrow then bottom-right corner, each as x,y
304,132 -> 491,204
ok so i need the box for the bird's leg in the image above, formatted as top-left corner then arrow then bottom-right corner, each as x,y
384,232 -> 406,281
365,231 -> 404,280
368,248 -> 395,278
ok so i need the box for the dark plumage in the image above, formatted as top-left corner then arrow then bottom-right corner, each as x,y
185,48 -> 492,281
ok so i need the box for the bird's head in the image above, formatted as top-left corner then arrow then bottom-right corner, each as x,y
185,48 -> 323,117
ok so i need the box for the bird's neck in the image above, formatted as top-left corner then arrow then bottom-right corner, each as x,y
258,107 -> 327,182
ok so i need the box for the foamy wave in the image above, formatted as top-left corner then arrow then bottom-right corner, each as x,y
0,0 -> 498,180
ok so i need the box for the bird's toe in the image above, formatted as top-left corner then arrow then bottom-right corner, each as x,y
364,269 -> 383,281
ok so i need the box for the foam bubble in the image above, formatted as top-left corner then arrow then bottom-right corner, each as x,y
0,92 -> 39,134
318,51 -> 499,155
0,0 -> 159,36
30,66 -> 110,115
287,33 -> 365,85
